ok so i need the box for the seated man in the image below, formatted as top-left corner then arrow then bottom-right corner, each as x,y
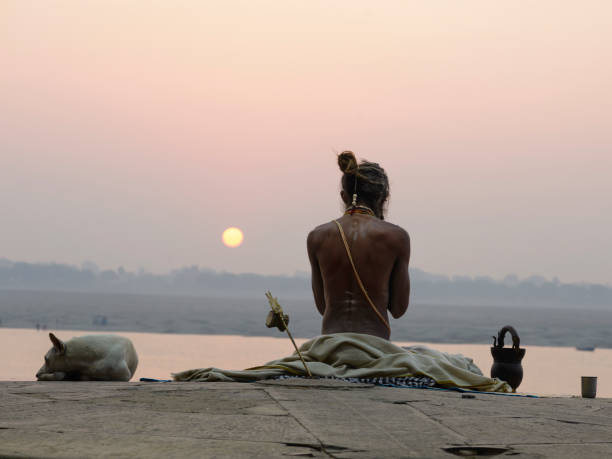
176,155 -> 510,391
307,151 -> 410,340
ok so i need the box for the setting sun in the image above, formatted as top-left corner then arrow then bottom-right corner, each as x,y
222,227 -> 244,248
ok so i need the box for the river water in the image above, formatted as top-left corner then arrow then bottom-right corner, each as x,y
2,328 -> 610,398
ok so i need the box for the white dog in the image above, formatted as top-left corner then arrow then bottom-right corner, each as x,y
36,333 -> 138,382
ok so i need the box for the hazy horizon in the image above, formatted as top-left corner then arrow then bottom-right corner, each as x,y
3,257 -> 612,314
2,1 -> 611,284
0,255 -> 607,287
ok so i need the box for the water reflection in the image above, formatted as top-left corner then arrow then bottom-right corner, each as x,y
2,329 -> 609,398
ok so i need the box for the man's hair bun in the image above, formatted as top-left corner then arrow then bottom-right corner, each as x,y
338,151 -> 358,175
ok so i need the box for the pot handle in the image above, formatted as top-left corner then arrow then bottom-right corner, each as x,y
493,325 -> 521,350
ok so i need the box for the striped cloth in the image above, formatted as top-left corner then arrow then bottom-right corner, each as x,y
272,374 -> 436,388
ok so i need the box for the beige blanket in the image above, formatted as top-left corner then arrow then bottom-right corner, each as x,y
173,332 -> 511,392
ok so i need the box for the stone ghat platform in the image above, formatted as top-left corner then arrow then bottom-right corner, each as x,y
1,380 -> 611,458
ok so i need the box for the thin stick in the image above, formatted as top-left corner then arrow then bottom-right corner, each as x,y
279,315 -> 312,377
266,292 -> 312,377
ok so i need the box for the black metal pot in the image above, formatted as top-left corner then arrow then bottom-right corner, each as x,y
491,325 -> 525,392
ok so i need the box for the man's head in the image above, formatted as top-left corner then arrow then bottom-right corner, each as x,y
338,151 -> 389,219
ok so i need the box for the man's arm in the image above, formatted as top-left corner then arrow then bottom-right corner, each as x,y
307,230 -> 326,315
388,229 -> 410,319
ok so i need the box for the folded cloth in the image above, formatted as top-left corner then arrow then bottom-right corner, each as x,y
173,332 -> 511,393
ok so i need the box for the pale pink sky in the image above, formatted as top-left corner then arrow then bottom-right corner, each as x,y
1,1 -> 611,283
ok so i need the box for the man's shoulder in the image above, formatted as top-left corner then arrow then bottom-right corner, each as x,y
309,219 -> 409,242
307,221 -> 337,247
309,220 -> 337,233
377,220 -> 410,239
374,220 -> 410,252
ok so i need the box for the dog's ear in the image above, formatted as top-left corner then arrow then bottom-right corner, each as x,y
49,333 -> 66,354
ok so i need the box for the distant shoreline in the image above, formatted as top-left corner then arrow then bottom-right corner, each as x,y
1,289 -> 610,349
3,259 -> 612,309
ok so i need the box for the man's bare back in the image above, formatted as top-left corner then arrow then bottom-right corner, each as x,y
307,213 -> 411,340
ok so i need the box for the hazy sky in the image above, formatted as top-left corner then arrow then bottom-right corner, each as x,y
1,1 -> 611,284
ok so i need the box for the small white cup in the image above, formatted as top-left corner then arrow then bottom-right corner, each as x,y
581,376 -> 597,398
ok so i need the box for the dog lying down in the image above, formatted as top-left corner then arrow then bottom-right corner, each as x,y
36,333 -> 138,381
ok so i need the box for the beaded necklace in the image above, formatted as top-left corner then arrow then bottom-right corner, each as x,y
344,205 -> 375,217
